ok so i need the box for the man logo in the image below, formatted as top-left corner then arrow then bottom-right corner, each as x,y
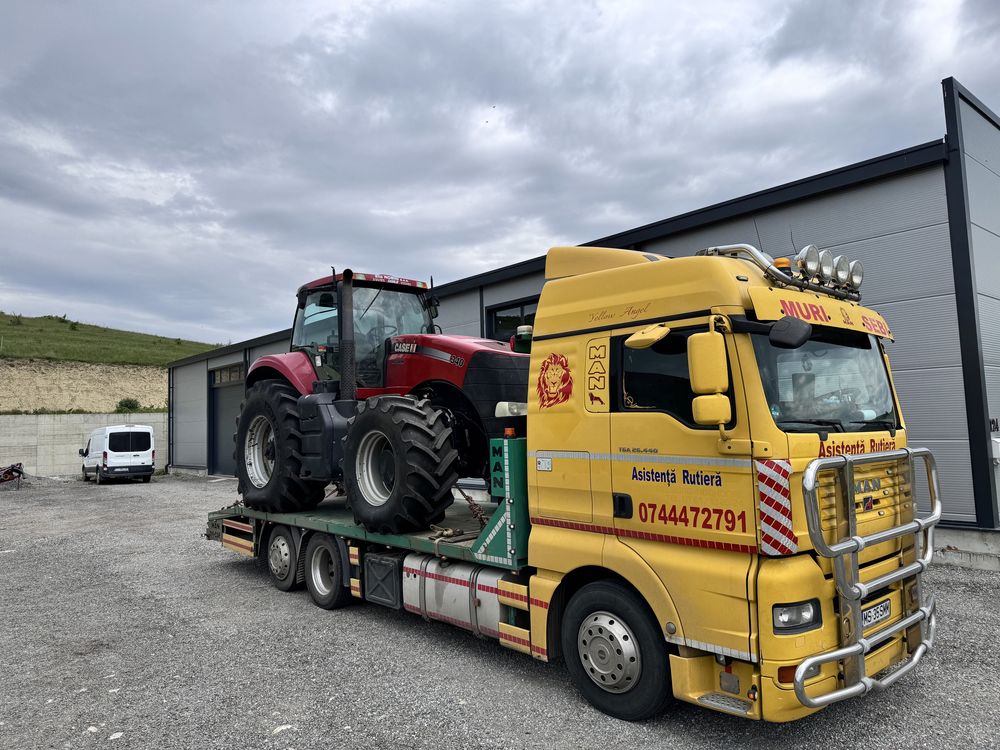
854,478 -> 881,494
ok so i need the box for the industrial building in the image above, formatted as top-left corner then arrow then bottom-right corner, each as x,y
168,77 -> 1000,530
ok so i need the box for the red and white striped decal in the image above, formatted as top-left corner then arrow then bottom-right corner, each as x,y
755,459 -> 798,556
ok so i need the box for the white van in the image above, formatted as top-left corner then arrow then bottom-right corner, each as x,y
80,424 -> 155,484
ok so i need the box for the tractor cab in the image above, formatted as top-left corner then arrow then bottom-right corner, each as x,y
292,271 -> 437,391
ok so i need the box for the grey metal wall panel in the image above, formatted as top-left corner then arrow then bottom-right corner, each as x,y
481,272 -> 545,308
891,368 -> 968,442
964,157 -> 1000,238
977,294 -> 1000,367
985,365 -> 1000,430
970,225 -> 1000,299
171,360 -> 207,467
869,295 -> 962,371
250,338 -> 289,362
436,288 -> 483,336
754,167 -> 948,254
908,439 -> 976,521
817,223 -> 954,304
641,217 -> 762,258
207,351 -> 243,369
960,99 -> 1000,172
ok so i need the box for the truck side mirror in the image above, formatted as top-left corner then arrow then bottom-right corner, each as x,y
769,316 -> 812,349
425,295 -> 440,319
688,331 -> 728,395
693,394 -> 732,426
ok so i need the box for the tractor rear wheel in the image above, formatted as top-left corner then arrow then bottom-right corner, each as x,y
235,380 -> 327,513
342,396 -> 459,534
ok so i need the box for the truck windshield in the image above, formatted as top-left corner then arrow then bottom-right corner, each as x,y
751,328 -> 898,433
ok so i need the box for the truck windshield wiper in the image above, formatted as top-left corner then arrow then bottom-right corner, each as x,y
775,418 -> 845,433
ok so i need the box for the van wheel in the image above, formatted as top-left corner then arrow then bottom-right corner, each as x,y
304,534 -> 352,609
266,525 -> 299,592
141,475 -> 152,484
82,466 -> 89,482
561,581 -> 673,721
95,470 -> 103,485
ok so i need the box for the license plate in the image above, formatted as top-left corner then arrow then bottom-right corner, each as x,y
861,599 -> 891,629
113,467 -> 128,472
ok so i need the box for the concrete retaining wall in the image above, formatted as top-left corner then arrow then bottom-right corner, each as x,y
0,412 -> 168,477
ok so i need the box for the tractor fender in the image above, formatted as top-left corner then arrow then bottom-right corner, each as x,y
246,352 -> 315,395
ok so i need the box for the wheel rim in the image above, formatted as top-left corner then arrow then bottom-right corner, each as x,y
269,534 -> 291,579
245,414 -> 276,489
355,430 -> 395,506
577,611 -> 641,693
310,546 -> 334,596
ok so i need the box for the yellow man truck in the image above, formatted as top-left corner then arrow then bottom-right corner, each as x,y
208,243 -> 940,722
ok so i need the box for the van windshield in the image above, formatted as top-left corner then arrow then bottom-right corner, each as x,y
108,432 -> 151,452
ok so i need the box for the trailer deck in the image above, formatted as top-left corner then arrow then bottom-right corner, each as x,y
208,438 -> 530,570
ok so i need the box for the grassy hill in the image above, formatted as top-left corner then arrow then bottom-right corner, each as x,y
0,313 -> 215,366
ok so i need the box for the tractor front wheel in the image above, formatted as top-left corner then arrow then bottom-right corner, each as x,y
343,396 -> 459,534
235,380 -> 327,513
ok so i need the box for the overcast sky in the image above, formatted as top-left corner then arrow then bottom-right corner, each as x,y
1,0 -> 998,344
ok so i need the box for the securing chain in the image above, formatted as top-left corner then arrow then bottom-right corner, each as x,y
456,486 -> 488,529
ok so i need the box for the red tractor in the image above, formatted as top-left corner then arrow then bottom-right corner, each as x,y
234,269 -> 529,533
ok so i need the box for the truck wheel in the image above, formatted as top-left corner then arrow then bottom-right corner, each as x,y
235,380 -> 327,513
561,581 -> 673,721
266,525 -> 299,592
304,534 -> 351,609
342,396 -> 458,534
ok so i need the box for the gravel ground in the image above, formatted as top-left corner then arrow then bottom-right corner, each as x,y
1,475 -> 997,749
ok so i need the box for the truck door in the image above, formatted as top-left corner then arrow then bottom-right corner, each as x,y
608,326 -> 757,658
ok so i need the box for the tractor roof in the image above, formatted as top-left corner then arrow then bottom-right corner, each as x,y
300,272 -> 429,293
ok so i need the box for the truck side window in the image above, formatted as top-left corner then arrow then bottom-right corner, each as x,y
617,331 -> 735,429
620,333 -> 696,422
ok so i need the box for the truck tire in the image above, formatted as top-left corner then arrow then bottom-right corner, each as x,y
561,581 -> 673,721
342,396 -> 458,534
303,534 -> 352,609
266,525 -> 299,591
235,380 -> 326,513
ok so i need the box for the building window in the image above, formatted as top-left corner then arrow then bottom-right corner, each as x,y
210,364 -> 245,386
488,298 -> 538,342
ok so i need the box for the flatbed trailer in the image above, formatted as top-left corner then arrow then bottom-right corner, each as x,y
208,438 -> 539,647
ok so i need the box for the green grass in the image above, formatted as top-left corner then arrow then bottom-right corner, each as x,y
0,313 -> 215,366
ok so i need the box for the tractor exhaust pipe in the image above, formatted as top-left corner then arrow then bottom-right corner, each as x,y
339,269 -> 356,402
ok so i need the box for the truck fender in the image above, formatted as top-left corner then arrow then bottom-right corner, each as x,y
246,352 -> 315,395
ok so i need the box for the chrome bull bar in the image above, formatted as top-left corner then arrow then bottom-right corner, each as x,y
794,447 -> 942,709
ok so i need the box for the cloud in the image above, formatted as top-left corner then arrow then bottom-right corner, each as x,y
1,0 -> 999,343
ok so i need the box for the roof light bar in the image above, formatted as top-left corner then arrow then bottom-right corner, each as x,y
696,244 -> 862,301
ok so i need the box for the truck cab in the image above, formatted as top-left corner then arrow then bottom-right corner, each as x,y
525,244 -> 939,721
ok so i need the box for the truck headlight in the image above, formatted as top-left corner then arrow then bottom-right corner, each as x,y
772,599 -> 821,633
817,250 -> 834,282
833,255 -> 850,285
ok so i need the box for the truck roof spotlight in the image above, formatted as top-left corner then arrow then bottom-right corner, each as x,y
795,245 -> 820,279
833,255 -> 850,285
817,250 -> 835,283
849,260 -> 864,290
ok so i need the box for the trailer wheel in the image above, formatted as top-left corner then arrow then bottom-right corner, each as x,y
561,581 -> 673,721
235,380 -> 327,513
266,525 -> 299,592
342,396 -> 459,534
304,534 -> 351,609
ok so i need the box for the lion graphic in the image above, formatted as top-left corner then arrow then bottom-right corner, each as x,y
537,353 -> 573,408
